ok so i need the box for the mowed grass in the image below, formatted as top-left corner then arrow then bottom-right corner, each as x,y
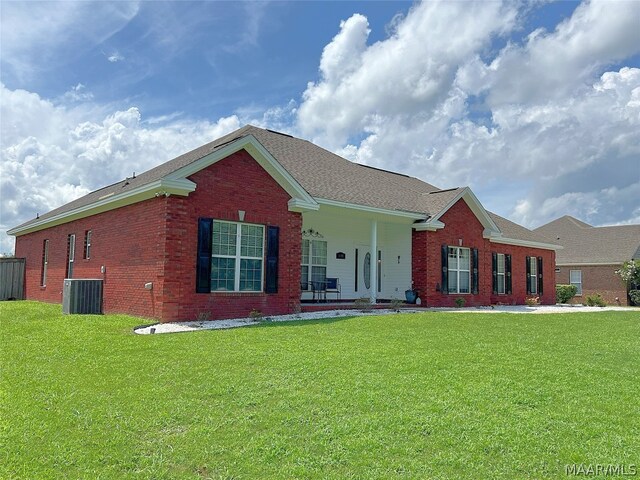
1,302 -> 638,479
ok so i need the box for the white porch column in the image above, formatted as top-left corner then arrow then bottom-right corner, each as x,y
370,219 -> 378,304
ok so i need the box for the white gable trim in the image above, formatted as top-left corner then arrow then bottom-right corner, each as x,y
9,135 -> 319,236
489,236 -> 563,251
412,187 -> 500,235
8,178 -> 196,236
165,135 -> 318,212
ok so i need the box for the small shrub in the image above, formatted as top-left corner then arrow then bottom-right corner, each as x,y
629,290 -> 640,306
390,297 -> 404,312
586,294 -> 606,307
556,284 -> 577,304
249,309 -> 264,321
525,296 -> 540,306
196,310 -> 211,322
354,297 -> 374,312
454,297 -> 466,308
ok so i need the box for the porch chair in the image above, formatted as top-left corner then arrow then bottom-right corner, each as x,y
325,277 -> 341,301
309,280 -> 327,302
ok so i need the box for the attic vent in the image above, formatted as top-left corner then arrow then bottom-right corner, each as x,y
357,164 -> 411,178
266,129 -> 293,138
429,187 -> 458,194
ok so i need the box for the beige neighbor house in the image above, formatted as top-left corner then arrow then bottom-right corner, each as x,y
534,216 -> 640,305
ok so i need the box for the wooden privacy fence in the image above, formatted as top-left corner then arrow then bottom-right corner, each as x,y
0,258 -> 25,300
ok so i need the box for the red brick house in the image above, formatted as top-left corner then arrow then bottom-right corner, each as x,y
9,126 -> 559,322
535,216 -> 640,305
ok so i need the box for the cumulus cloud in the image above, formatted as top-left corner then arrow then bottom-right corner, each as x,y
298,0 -> 517,148
296,0 -> 640,230
0,84 -> 240,253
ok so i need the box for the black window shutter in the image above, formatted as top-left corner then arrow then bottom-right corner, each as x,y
472,248 -> 479,295
441,245 -> 449,294
537,256 -> 543,296
525,256 -> 531,295
196,218 -> 213,293
265,226 -> 279,294
492,252 -> 498,295
505,254 -> 512,294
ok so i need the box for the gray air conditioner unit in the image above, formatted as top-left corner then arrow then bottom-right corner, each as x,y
62,279 -> 103,314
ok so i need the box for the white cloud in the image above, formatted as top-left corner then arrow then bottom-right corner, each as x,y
298,0 -> 517,148
0,2 -> 139,82
107,52 -> 125,63
0,83 -> 240,254
296,0 -> 640,231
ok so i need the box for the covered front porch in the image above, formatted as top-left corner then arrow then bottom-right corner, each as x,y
298,202 -> 423,305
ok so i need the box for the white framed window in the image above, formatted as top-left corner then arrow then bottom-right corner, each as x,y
301,239 -> 327,289
67,234 -> 75,278
84,230 -> 92,259
497,253 -> 505,294
448,247 -> 470,294
529,257 -> 538,294
41,239 -> 49,286
570,270 -> 582,296
210,220 -> 264,292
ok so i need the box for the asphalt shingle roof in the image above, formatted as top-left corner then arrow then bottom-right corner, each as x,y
12,125 -> 555,248
534,215 -> 640,264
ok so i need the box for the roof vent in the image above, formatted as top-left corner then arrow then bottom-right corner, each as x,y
266,129 -> 293,138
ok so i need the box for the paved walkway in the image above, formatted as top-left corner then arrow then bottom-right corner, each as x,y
134,305 -> 639,335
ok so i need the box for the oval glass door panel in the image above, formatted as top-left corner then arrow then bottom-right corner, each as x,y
364,252 -> 371,289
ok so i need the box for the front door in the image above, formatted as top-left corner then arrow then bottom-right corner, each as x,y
355,245 -> 382,297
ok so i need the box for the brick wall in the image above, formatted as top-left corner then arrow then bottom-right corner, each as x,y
14,149 -> 302,322
412,199 -> 556,307
556,264 -> 628,305
15,198 -> 168,318
159,149 -> 302,322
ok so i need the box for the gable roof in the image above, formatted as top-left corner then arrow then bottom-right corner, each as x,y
9,124 -> 557,249
534,215 -> 640,264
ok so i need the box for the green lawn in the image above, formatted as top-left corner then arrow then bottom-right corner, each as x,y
1,302 -> 638,479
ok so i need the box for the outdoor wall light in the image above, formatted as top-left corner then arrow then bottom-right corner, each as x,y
436,282 -> 441,292
397,255 -> 401,264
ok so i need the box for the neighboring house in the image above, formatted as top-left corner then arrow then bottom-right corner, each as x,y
9,126 -> 559,322
534,216 -> 640,305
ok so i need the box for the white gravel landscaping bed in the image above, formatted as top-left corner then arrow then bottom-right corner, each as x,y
134,304 -> 638,335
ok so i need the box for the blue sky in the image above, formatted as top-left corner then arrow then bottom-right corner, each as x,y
1,0 -> 639,254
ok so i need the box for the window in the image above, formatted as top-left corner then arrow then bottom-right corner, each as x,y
41,240 -> 49,286
570,270 -> 582,295
67,234 -> 76,278
301,239 -> 327,289
497,253 -> 505,294
448,247 -> 471,294
210,221 -> 264,292
84,230 -> 92,259
529,256 -> 538,294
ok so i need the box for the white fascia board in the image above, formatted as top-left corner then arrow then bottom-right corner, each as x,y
489,236 -> 563,251
8,178 -> 195,236
413,220 -> 445,231
429,187 -> 501,236
314,198 -> 427,220
288,198 -> 320,212
556,262 -> 622,267
165,134 -> 318,212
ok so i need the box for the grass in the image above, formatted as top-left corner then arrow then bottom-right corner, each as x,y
1,301 -> 638,479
